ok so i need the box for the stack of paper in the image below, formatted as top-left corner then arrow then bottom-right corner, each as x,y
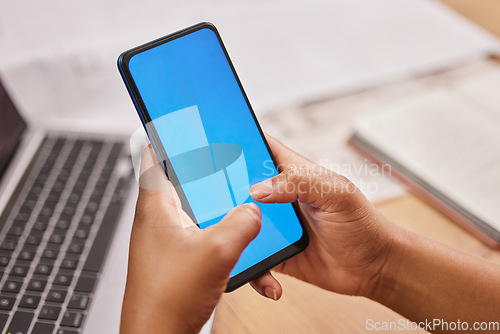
0,0 -> 498,130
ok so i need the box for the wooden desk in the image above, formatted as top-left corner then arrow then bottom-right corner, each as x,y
213,2 -> 500,333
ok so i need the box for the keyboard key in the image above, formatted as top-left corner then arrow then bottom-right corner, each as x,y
42,249 -> 58,260
35,263 -> 53,276
8,225 -> 24,236
56,169 -> 70,183
67,243 -> 83,254
68,295 -> 90,310
61,259 -> 78,270
81,164 -> 96,176
45,160 -> 59,170
82,208 -> 97,219
0,295 -> 16,310
73,228 -> 88,240
25,190 -> 39,201
89,140 -> 104,152
49,233 -> 65,245
19,294 -> 41,309
0,240 -> 16,251
51,138 -> 65,152
74,275 -> 96,293
33,221 -> 48,231
55,219 -> 70,230
0,312 -> 7,331
79,213 -> 94,226
14,212 -> 30,223
57,329 -> 79,334
27,278 -> 47,292
52,181 -> 66,193
106,143 -> 123,163
39,207 -> 54,220
68,140 -> 83,156
58,212 -> 74,226
2,279 -> 22,293
67,193 -> 81,205
36,173 -> 50,185
39,305 -> 61,320
31,179 -> 45,193
62,161 -> 75,172
25,234 -> 42,246
90,188 -> 104,201
11,265 -> 29,277
38,169 -> 51,180
19,249 -> 36,261
31,185 -> 44,196
62,205 -> 76,216
32,322 -> 55,334
46,191 -> 62,204
4,235 -> 20,244
54,273 -> 73,286
10,220 -> 25,228
85,200 -> 99,214
83,204 -> 123,272
46,289 -> 67,303
86,198 -> 100,210
21,198 -> 37,210
111,176 -> 129,201
60,311 -> 84,328
6,310 -> 34,334
0,256 -> 10,267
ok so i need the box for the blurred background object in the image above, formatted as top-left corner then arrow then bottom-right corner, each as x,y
0,0 -> 497,120
1,0 -> 499,203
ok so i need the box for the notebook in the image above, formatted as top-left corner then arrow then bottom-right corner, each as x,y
350,68 -> 500,246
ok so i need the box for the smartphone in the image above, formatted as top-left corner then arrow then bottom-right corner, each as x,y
118,22 -> 308,291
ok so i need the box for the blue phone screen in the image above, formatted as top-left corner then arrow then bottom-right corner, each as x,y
128,27 -> 304,276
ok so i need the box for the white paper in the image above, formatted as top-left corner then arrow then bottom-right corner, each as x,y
353,63 -> 500,222
262,60 -> 500,203
0,0 -> 499,130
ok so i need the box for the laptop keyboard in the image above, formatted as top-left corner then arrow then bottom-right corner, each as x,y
0,135 -> 133,333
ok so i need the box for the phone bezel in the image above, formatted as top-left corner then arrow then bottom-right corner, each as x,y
118,22 -> 309,292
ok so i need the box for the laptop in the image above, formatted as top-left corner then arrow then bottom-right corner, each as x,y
0,77 -> 215,333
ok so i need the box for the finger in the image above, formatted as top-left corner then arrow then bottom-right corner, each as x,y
204,203 -> 262,263
250,271 -> 283,301
138,145 -> 171,191
250,166 -> 360,211
135,145 -> 194,229
137,145 -> 182,205
265,134 -> 315,171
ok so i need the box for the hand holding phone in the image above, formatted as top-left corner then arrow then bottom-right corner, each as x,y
118,22 -> 308,291
122,145 -> 263,334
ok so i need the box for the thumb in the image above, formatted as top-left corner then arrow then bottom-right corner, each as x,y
135,145 -> 193,229
137,144 -> 181,206
204,203 -> 262,264
249,166 -> 360,210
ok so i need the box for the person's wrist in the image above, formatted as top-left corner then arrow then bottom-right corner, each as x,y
121,309 -> 193,334
121,286 -> 195,333
360,217 -> 409,304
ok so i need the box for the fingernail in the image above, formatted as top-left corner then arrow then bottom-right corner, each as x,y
250,179 -> 273,199
247,202 -> 261,214
242,202 -> 261,219
264,287 -> 278,301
